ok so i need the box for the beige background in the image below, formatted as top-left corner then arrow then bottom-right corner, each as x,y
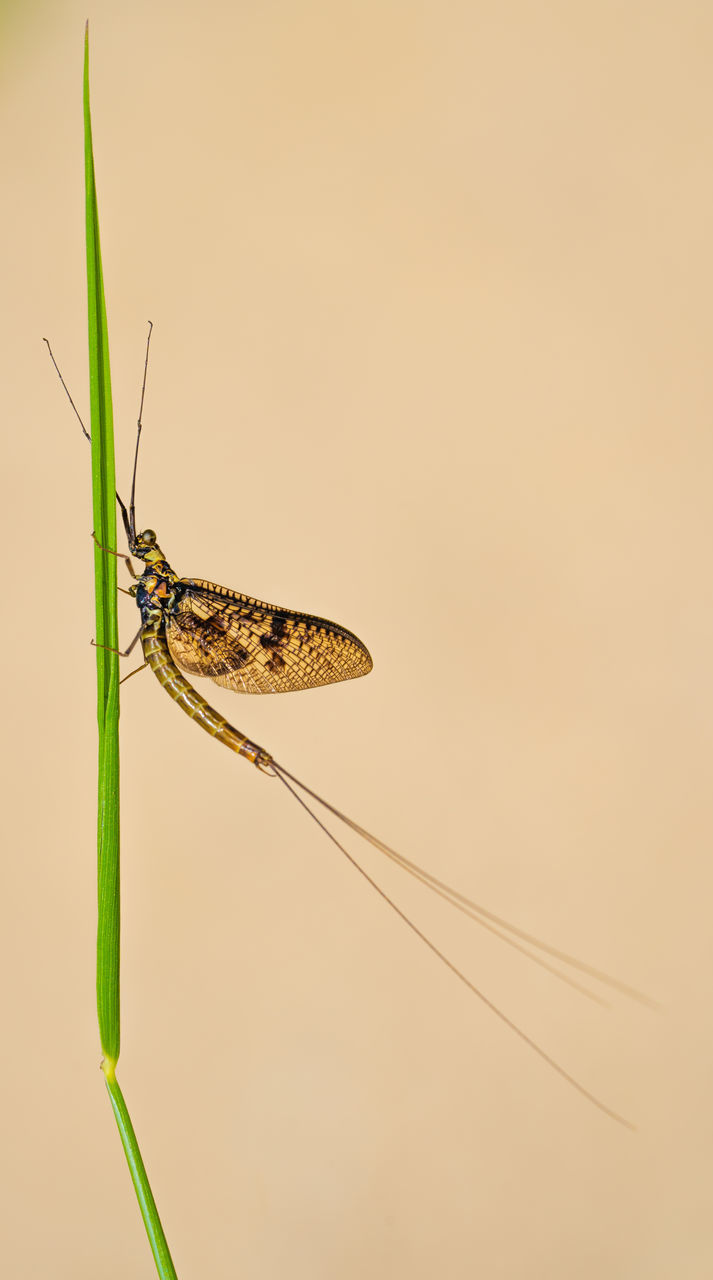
2,2 -> 711,1276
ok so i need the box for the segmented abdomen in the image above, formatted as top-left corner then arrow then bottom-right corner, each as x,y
141,622 -> 272,768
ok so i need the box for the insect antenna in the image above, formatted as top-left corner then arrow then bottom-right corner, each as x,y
43,338 -> 91,441
127,320 -> 153,544
44,336 -> 132,536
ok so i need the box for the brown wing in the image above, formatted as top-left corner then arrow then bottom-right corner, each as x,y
165,578 -> 373,695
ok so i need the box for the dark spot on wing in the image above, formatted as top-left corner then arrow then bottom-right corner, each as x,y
260,614 -> 288,651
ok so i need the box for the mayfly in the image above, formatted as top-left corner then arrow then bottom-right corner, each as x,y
47,331 -> 648,1129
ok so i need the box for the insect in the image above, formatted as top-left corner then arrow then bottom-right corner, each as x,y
47,330 -> 647,1129
114,522 -> 372,772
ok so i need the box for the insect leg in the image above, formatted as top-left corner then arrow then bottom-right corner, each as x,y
120,661 -> 149,685
91,532 -> 136,578
91,625 -> 144,659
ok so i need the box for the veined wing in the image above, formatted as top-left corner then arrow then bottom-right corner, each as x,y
165,578 -> 373,695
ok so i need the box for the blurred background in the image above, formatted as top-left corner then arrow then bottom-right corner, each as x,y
2,2 -> 712,1276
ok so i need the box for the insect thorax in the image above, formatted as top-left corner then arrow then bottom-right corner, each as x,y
135,566 -> 181,624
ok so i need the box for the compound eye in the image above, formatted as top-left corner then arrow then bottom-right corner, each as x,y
141,529 -> 156,545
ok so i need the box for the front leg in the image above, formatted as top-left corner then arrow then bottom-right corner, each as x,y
91,531 -> 136,579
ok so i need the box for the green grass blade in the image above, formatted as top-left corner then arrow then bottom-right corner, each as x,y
104,1072 -> 179,1280
85,32 -> 179,1275
84,24 -> 120,1066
